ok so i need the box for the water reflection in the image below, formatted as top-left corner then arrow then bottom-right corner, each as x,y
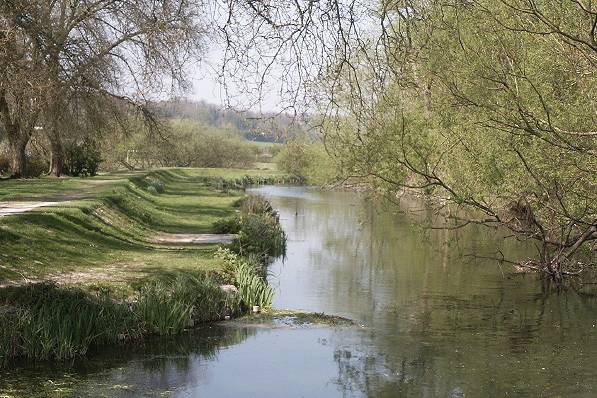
255,186 -> 597,397
2,186 -> 597,397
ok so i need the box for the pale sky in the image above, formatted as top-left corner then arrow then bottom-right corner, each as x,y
187,47 -> 284,113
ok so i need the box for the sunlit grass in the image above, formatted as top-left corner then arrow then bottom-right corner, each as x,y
0,167 -> 285,283
0,167 -> 288,366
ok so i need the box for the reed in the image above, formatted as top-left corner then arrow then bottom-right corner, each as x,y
215,248 -> 275,310
136,282 -> 194,336
234,262 -> 275,309
0,276 -> 242,365
136,274 -> 242,335
0,283 -> 139,362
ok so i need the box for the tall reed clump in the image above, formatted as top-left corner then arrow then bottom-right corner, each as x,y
197,174 -> 304,190
0,276 -> 243,366
136,274 -> 242,335
135,282 -> 194,336
0,310 -> 20,367
215,248 -> 275,309
0,283 -> 140,363
213,194 -> 286,258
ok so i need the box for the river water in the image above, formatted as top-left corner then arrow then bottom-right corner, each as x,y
2,186 -> 597,397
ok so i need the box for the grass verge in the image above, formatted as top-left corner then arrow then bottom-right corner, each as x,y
0,167 -> 288,366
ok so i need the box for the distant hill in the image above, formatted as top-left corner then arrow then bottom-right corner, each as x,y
151,99 -> 307,143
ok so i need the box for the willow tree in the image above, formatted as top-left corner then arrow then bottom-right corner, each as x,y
217,0 -> 596,278
0,0 -> 204,176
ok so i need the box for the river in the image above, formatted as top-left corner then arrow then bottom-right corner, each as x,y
2,186 -> 597,397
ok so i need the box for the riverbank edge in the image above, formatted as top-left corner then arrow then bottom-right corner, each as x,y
0,170 -> 293,368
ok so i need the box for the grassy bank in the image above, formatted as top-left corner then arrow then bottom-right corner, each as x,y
0,167 -> 288,366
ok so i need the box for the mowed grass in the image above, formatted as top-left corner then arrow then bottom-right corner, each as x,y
0,167 -> 284,285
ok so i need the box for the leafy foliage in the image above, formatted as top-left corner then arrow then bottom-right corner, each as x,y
215,194 -> 287,257
64,140 -> 102,177
145,177 -> 166,194
103,119 -> 259,170
326,1 -> 597,276
275,140 -> 337,185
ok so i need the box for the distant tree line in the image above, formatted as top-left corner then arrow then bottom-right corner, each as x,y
102,119 -> 260,170
152,99 -> 307,144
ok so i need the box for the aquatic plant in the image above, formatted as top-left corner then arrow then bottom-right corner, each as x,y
215,248 -> 275,309
234,262 -> 275,309
212,216 -> 241,234
170,274 -> 242,322
237,194 -> 277,218
215,195 -> 286,257
136,282 -> 194,336
0,283 -> 139,362
0,276 -> 243,366
236,213 -> 286,258
0,310 -> 19,367
136,274 -> 242,335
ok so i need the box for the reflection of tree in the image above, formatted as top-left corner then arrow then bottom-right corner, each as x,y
264,187 -> 597,397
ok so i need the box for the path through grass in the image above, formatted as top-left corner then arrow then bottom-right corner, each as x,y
0,167 -> 285,286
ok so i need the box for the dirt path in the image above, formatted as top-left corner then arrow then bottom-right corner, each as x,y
0,178 -> 120,217
0,201 -> 65,217
153,233 -> 238,245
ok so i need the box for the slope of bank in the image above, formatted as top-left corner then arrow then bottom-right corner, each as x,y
0,168 -> 293,284
0,167 -> 293,366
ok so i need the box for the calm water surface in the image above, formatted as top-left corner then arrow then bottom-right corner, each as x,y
2,186 -> 596,397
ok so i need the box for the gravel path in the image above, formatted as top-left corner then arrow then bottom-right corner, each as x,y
0,201 -> 65,217
153,233 -> 238,244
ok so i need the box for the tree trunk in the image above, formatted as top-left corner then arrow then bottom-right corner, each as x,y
49,134 -> 64,177
8,133 -> 28,178
0,91 -> 30,178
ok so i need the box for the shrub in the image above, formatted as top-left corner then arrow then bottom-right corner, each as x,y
226,195 -> 286,257
145,177 -> 166,194
64,141 -> 102,177
0,153 -> 11,175
24,155 -> 48,178
274,140 -> 337,185
212,217 -> 241,234
236,213 -> 286,257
